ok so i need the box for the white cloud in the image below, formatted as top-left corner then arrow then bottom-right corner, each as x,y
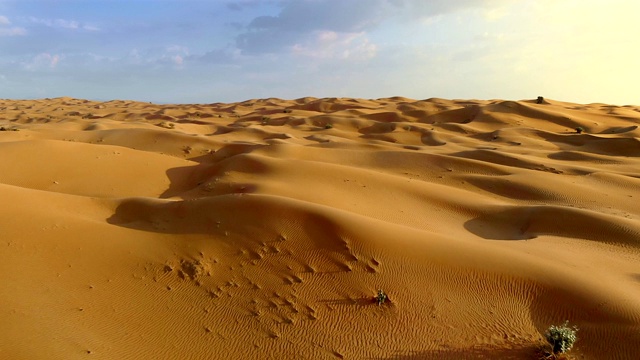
122,45 -> 189,68
127,49 -> 142,64
166,45 -> 189,54
236,1 -> 386,54
29,16 -> 99,31
292,31 -> 377,61
235,0 -> 517,55
55,19 -> 79,29
23,53 -> 61,70
0,14 -> 25,36
163,45 -> 189,68
0,27 -> 26,36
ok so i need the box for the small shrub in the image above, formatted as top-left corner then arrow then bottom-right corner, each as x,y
545,321 -> 578,355
575,127 -> 584,134
375,289 -> 388,305
537,96 -> 544,104
324,124 -> 333,129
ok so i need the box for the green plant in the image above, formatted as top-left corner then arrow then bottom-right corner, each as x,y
375,289 -> 388,305
545,321 -> 578,355
575,127 -> 584,134
324,124 -> 333,129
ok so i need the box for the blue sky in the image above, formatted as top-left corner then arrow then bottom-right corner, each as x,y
0,0 -> 638,104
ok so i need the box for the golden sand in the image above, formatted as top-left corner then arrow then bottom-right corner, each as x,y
1,96 -> 639,359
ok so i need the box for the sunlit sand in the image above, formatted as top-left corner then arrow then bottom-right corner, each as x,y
1,96 -> 639,359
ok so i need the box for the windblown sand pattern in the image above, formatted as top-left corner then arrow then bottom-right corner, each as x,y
1,96 -> 639,359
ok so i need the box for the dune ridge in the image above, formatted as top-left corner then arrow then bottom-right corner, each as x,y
1,96 -> 639,359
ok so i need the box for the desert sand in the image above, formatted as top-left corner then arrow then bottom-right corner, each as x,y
0,96 -> 639,359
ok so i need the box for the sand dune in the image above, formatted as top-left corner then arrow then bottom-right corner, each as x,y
1,96 -> 639,359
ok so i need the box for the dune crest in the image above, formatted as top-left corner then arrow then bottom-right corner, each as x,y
1,97 -> 639,359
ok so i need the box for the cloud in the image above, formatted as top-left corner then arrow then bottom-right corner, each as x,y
0,26 -> 26,36
247,0 -> 385,33
160,45 -> 189,68
120,45 -> 190,69
389,0 -> 514,19
483,6 -> 509,21
190,48 -> 239,64
291,31 -> 377,61
234,0 -> 387,54
0,15 -> 26,36
82,25 -> 100,32
28,17 -> 99,31
23,53 -> 61,70
226,3 -> 243,11
234,0 -> 515,55
171,55 -> 183,66
225,0 -> 274,11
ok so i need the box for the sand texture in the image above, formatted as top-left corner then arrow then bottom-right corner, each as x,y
1,96 -> 639,359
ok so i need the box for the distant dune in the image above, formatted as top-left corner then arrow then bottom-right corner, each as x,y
1,96 -> 639,359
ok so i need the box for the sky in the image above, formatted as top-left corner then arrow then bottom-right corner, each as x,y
0,0 -> 639,104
